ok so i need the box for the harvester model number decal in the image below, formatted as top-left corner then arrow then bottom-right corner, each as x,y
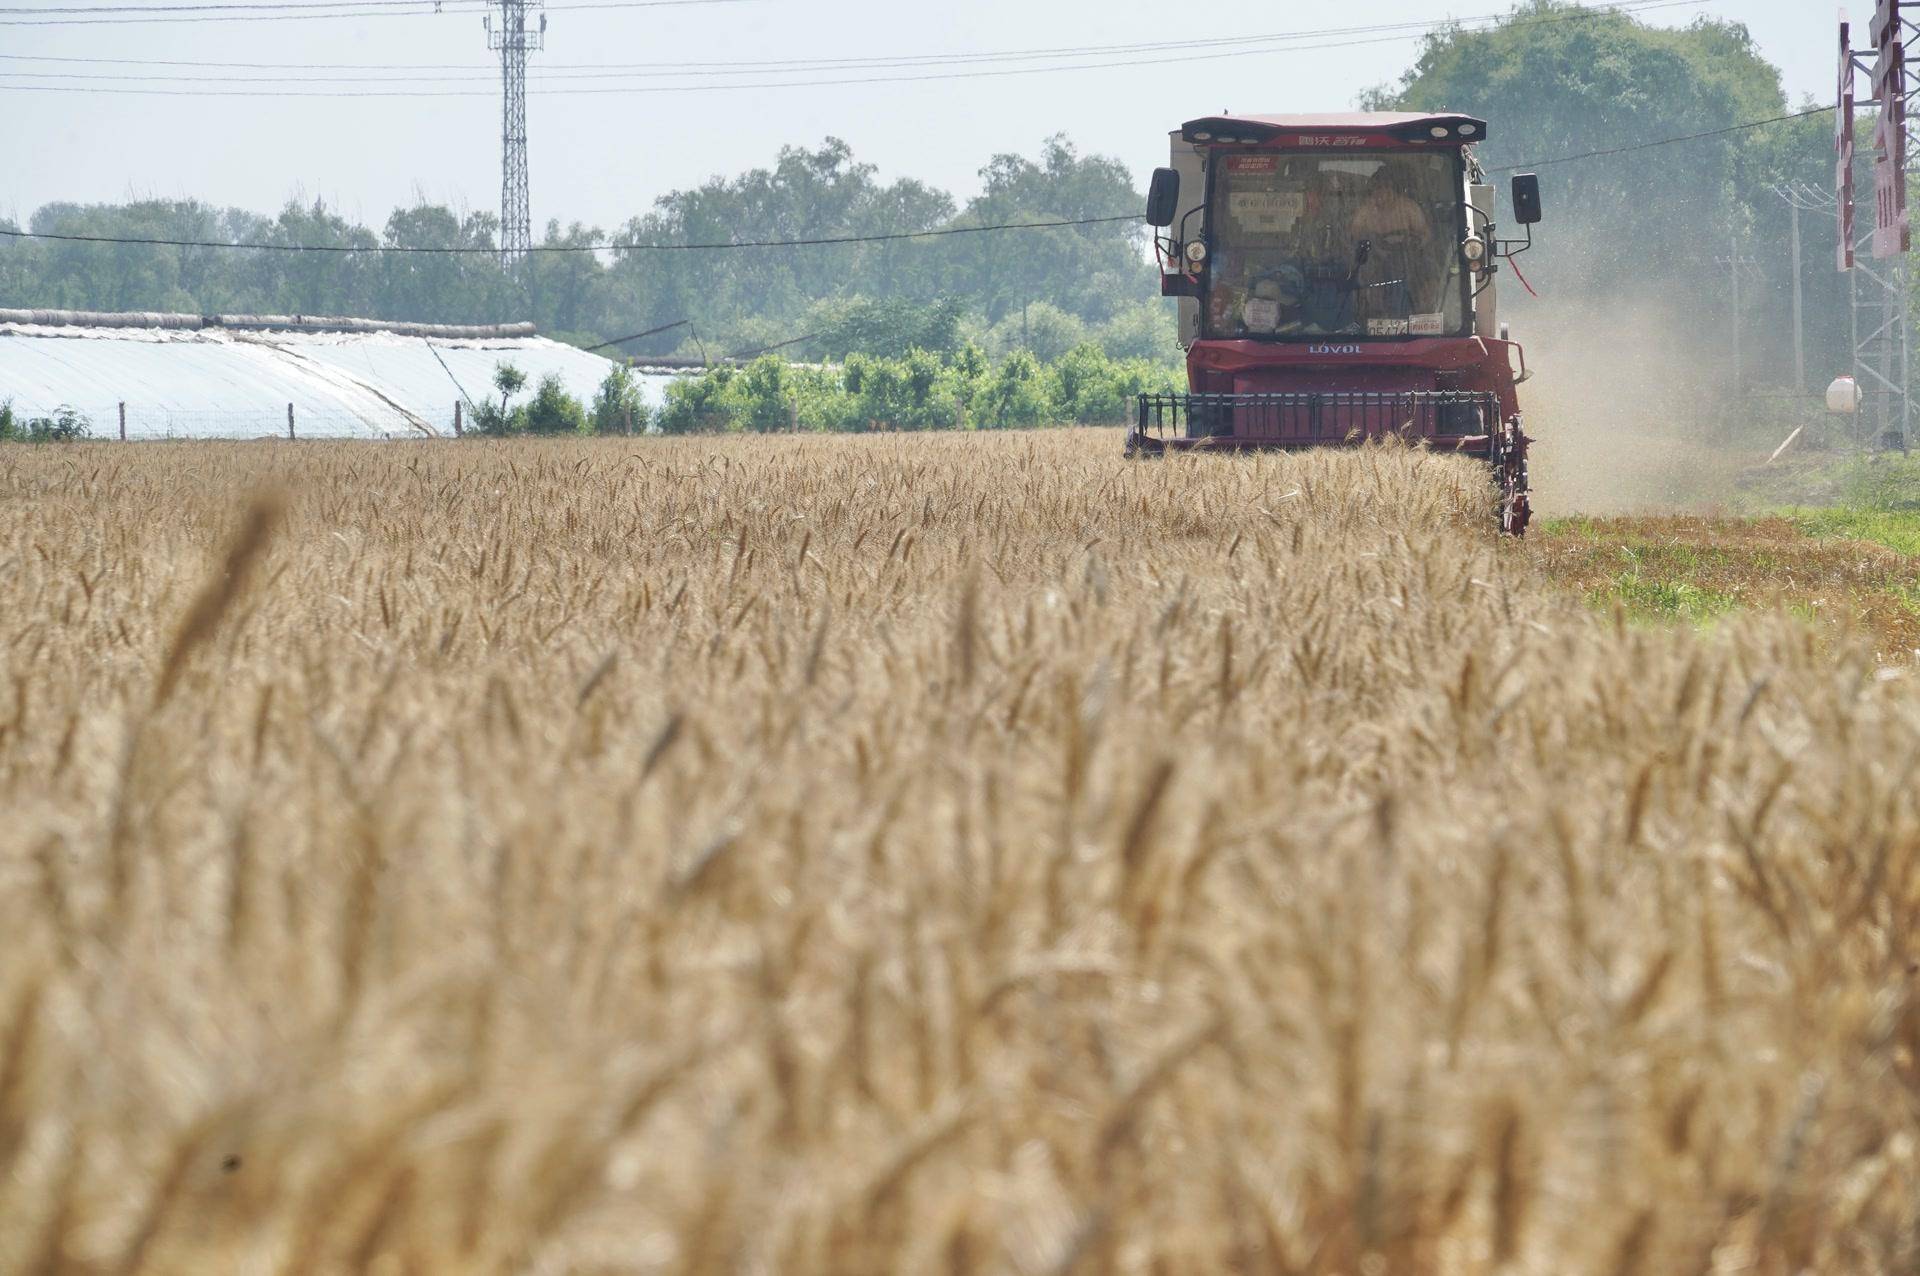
1307,344 -> 1363,355
1297,135 -> 1355,147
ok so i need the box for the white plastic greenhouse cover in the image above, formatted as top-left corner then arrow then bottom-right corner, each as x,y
0,321 -> 684,439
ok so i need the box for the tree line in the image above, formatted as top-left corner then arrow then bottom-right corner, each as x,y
449,339 -> 1176,438
1369,0 -> 1844,393
0,136 -> 1172,364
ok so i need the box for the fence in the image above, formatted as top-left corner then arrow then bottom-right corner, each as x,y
3,402 -> 462,441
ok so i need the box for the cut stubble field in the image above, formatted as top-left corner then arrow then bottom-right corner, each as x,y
4,429 -> 1920,1274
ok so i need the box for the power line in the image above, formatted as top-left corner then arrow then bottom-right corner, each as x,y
0,213 -> 1145,255
0,0 -> 1707,64
0,0 -> 749,24
0,0 -> 1711,70
0,8 -> 1723,95
0,8 -> 1712,86
726,332 -> 818,359
0,0 -> 436,12
0,38 -> 1435,92
582,318 -> 690,352
1486,106 -> 1832,171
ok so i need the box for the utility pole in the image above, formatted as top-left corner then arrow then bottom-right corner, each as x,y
485,0 -> 545,268
1715,231 -> 1754,391
1730,228 -> 1741,390
1787,195 -> 1805,394
1772,182 -> 1837,401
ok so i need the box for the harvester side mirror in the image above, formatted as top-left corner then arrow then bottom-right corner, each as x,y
1146,168 -> 1181,228
1510,173 -> 1542,225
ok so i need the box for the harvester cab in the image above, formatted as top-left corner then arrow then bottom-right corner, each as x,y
1130,112 -> 1544,535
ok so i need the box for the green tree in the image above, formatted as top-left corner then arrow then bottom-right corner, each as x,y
591,365 -> 647,434
472,362 -> 529,435
657,366 -> 736,434
988,301 -> 1087,362
977,350 -> 1050,429
0,134 -> 1164,362
1365,1 -> 1832,388
1094,301 -> 1180,363
523,373 -> 588,434
2,404 -> 91,442
378,203 -> 506,324
935,136 -> 1151,326
242,199 -> 379,317
810,296 -> 967,361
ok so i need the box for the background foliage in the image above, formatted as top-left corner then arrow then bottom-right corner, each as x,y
1366,0 -> 1841,386
655,343 -> 1178,434
0,5 -> 1852,392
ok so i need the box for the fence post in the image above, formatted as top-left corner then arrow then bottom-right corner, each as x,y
624,406 -> 633,437
118,402 -> 126,441
287,403 -> 295,440
453,400 -> 463,437
788,398 -> 799,432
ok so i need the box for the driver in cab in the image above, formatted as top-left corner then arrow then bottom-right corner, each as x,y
1347,166 -> 1430,322
1348,166 -> 1430,245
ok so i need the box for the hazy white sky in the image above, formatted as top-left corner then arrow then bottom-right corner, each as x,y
0,0 -> 1828,232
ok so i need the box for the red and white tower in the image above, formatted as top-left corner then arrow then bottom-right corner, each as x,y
1838,2 -> 1914,449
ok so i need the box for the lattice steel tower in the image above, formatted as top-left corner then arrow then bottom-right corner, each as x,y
485,0 -> 545,267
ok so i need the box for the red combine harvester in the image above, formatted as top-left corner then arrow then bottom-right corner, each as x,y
1131,112 -> 1545,534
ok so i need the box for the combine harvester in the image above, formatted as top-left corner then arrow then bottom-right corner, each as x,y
1132,112 -> 1545,534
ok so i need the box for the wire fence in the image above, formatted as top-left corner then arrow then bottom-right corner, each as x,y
5,402 -> 458,440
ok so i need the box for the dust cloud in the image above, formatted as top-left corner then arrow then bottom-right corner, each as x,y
1515,294 -> 1775,516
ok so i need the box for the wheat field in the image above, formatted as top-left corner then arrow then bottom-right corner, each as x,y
2,430 -> 1919,1275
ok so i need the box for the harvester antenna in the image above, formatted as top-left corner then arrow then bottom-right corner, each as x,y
485,0 -> 544,267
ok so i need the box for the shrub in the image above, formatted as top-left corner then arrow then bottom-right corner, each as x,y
641,343 -> 1176,435
1048,343 -> 1120,425
727,357 -> 801,433
1048,344 -> 1181,425
524,374 -> 589,435
591,365 -> 648,435
472,362 -> 530,436
657,366 -> 735,435
977,350 -> 1050,429
2,404 -> 92,442
469,402 -> 516,436
889,348 -> 960,431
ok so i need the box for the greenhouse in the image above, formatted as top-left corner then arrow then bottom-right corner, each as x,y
0,310 -> 681,439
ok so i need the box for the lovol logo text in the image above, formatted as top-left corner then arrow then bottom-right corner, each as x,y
1308,344 -> 1363,355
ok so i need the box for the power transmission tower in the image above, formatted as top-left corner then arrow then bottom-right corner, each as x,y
484,0 -> 545,268
1838,6 -> 1916,450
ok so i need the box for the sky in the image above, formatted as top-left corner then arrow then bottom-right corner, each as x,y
0,0 -> 1830,234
